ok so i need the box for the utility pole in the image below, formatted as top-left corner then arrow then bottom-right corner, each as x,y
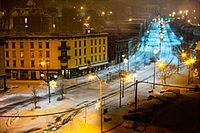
134,80 -> 138,129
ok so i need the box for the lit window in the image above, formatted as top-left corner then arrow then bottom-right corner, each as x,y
25,18 -> 28,23
20,51 -> 24,58
30,42 -> 34,48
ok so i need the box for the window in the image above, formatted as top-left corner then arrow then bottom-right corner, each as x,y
61,41 -> 66,48
38,42 -> 42,48
95,39 -> 97,45
6,51 -> 9,58
5,42 -> 8,49
39,51 -> 42,58
13,60 -> 16,67
75,50 -> 77,56
95,55 -> 97,61
103,38 -> 106,44
103,54 -> 105,60
21,60 -> 24,67
61,51 -> 67,57
91,40 -> 93,45
12,51 -> 16,58
20,51 -> 24,58
30,42 -> 34,48
95,47 -> 97,53
12,42 -> 15,48
79,41 -> 81,47
46,51 -> 50,58
91,48 -> 93,54
99,39 -> 101,44
30,51 -> 34,58
84,48 -> 86,55
75,59 -> 78,66
84,57 -> 86,64
99,55 -> 101,61
84,40 -> 86,46
79,49 -> 81,56
46,42 -> 49,48
103,46 -> 106,52
91,56 -> 93,62
31,60 -> 35,67
79,58 -> 82,65
6,60 -> 9,67
99,47 -> 101,53
20,42 -> 24,48
75,41 -> 77,47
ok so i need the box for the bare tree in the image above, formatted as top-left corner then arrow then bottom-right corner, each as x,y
31,87 -> 39,109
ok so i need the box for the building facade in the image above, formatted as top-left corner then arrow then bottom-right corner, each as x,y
3,33 -> 108,80
0,38 -> 6,90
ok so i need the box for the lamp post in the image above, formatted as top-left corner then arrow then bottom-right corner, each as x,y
41,61 -> 51,103
184,58 -> 195,84
153,50 -> 158,90
88,73 -> 103,133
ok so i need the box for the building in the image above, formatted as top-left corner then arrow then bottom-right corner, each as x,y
195,41 -> 200,78
3,33 -> 108,80
0,38 -> 6,91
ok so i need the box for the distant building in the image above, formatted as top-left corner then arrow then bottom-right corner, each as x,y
195,41 -> 200,78
0,38 -> 6,91
3,33 -> 108,79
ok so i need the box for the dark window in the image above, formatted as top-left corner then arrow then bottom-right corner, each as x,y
13,60 -> 16,67
99,55 -> 101,60
5,42 -> 8,49
46,42 -> 49,48
61,41 -> 66,48
75,41 -> 77,47
99,39 -> 101,44
39,51 -> 42,58
6,51 -> 9,58
12,42 -> 15,48
91,48 -> 93,54
20,42 -> 24,48
95,39 -> 97,45
95,55 -> 97,61
21,60 -> 24,67
75,59 -> 78,66
30,51 -> 34,58
6,60 -> 9,67
30,42 -> 34,48
31,60 -> 35,67
103,54 -> 105,60
75,50 -> 77,56
91,40 -> 93,45
84,57 -> 86,63
84,40 -> 86,46
95,47 -> 97,53
79,41 -> 81,47
84,48 -> 86,55
46,51 -> 50,58
12,51 -> 16,58
79,58 -> 81,64
103,39 -> 106,44
38,42 -> 42,48
99,47 -> 101,52
79,49 -> 81,56
91,56 -> 93,62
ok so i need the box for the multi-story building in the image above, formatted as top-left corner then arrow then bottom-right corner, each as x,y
3,33 -> 108,80
0,38 -> 6,90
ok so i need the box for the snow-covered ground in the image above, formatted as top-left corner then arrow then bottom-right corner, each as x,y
0,20 -> 199,133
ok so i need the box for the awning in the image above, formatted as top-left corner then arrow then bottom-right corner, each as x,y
78,61 -> 109,70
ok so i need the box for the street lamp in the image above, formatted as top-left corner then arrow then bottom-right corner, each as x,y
40,61 -> 51,103
184,58 -> 195,84
157,61 -> 167,84
124,58 -> 129,71
152,50 -> 158,90
88,73 -> 103,133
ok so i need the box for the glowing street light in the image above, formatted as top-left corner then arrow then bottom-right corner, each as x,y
184,58 -> 196,84
88,73 -> 103,133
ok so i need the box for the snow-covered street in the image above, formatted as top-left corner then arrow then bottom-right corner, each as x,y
0,19 -> 199,133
